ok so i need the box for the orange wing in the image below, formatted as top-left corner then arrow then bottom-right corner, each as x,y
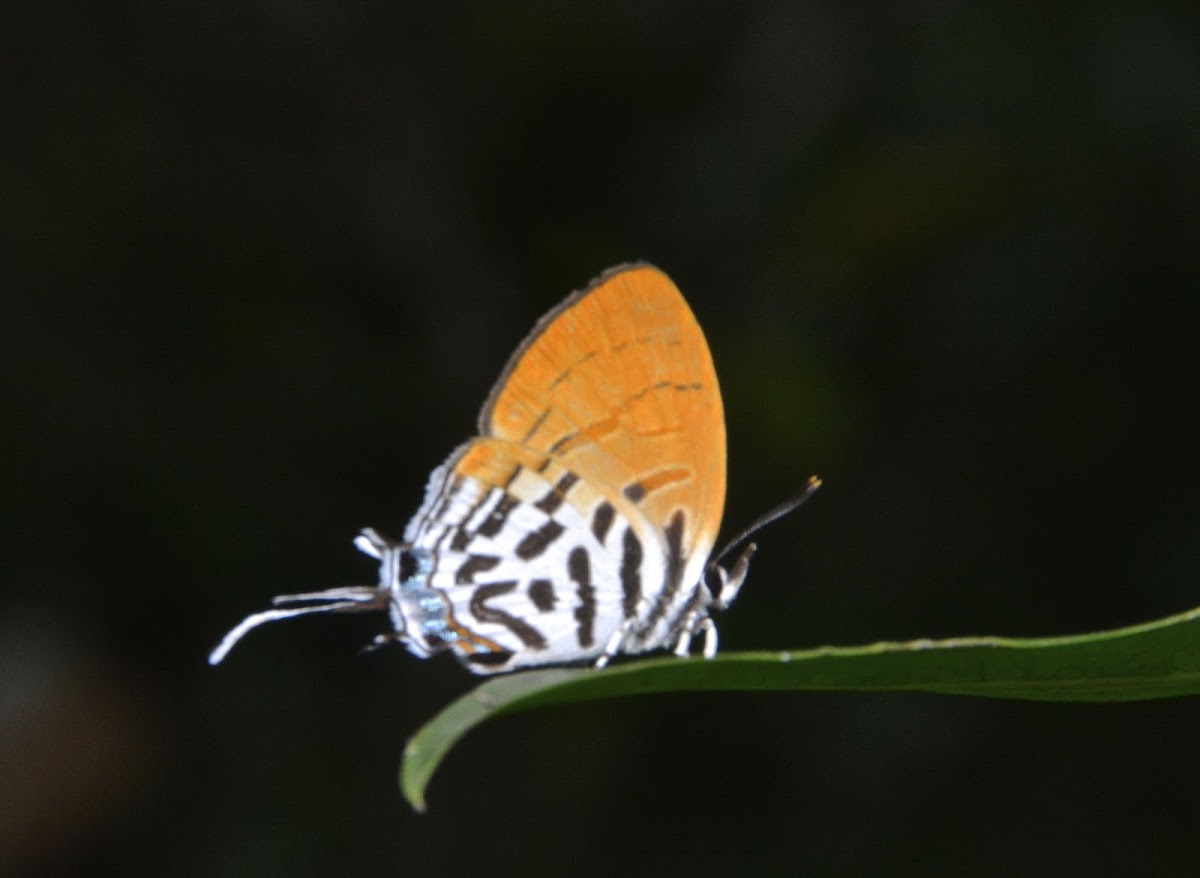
476,263 -> 726,563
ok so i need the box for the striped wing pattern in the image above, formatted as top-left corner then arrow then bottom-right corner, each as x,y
398,440 -> 668,671
208,263 -> 737,674
394,264 -> 727,672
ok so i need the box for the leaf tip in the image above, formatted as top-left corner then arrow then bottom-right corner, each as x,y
400,740 -> 429,813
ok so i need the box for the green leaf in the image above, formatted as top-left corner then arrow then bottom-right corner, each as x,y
400,603 -> 1200,811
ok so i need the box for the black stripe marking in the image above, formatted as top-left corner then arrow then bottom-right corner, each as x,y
456,553 -> 500,585
629,380 -> 672,403
426,474 -> 465,538
622,379 -> 702,410
547,431 -> 578,455
528,579 -> 556,612
644,510 -> 688,631
535,471 -> 579,514
547,367 -> 572,391
462,462 -> 533,546
476,493 -> 520,538
623,481 -> 646,503
547,351 -> 596,391
430,517 -> 457,560
612,333 -> 659,354
466,649 -> 515,668
591,501 -> 615,544
451,480 -> 505,551
665,584 -> 709,654
515,520 -> 565,560
569,547 -> 595,648
522,408 -> 551,444
501,464 -> 524,490
620,527 -> 643,619
663,510 -> 686,602
470,581 -> 548,650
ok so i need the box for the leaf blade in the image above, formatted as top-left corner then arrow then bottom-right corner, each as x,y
400,602 -> 1200,811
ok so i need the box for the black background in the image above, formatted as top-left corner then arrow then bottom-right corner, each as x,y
6,2 -> 1200,875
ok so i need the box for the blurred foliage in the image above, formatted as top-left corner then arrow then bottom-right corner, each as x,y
4,1 -> 1200,875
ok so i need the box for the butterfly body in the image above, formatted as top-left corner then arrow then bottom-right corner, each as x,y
210,263 -> 757,674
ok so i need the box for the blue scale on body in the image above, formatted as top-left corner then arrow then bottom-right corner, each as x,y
395,547 -> 456,646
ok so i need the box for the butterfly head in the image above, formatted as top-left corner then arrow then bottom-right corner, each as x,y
352,528 -> 458,659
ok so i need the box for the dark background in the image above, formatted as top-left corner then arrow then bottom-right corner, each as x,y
6,2 -> 1200,875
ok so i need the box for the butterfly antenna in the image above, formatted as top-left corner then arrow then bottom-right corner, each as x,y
207,586 -> 386,666
713,475 -> 822,566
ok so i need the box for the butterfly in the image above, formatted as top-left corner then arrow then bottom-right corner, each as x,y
209,263 -> 818,674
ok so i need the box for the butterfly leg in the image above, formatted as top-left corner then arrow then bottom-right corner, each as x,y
594,617 -> 638,669
593,584 -> 669,669
710,543 -> 757,611
697,617 -> 718,658
360,631 -> 406,655
672,614 -> 718,659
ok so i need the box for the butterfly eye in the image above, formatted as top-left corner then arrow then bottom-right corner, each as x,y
398,549 -> 422,584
